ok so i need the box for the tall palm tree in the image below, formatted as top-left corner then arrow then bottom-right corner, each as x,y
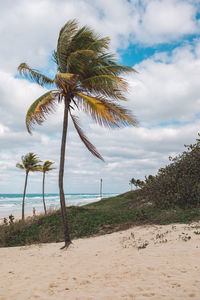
40,160 -> 55,214
18,19 -> 137,248
16,153 -> 41,220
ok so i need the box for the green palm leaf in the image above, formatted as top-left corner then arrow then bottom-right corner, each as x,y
96,64 -> 137,76
42,160 -> 55,172
17,153 -> 42,171
70,112 -> 104,161
80,74 -> 127,100
75,92 -> 117,127
55,73 -> 79,90
16,163 -> 25,170
75,92 -> 136,128
26,91 -> 58,134
18,63 -> 54,87
57,19 -> 78,73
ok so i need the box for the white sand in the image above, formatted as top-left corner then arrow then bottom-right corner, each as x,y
1,223 -> 200,300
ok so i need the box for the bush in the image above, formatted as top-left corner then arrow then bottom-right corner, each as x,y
141,137 -> 200,208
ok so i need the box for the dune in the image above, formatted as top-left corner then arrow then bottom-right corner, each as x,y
0,222 -> 200,299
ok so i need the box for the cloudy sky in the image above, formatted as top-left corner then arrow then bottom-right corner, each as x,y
0,0 -> 200,194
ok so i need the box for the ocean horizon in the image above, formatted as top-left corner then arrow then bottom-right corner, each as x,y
0,193 -> 118,218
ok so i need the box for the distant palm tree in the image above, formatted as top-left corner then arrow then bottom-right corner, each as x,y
130,177 -> 145,189
40,161 -> 55,214
18,19 -> 137,248
16,153 -> 41,220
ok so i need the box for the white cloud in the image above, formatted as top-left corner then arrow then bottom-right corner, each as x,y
0,0 -> 199,72
127,40 -> 200,125
0,0 -> 200,194
133,0 -> 198,44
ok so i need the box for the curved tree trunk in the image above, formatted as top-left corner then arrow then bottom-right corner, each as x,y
59,97 -> 71,248
22,171 -> 28,221
42,172 -> 47,214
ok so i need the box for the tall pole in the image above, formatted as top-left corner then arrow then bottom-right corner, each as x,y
100,178 -> 103,199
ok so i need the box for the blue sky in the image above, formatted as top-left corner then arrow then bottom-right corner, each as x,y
0,0 -> 200,194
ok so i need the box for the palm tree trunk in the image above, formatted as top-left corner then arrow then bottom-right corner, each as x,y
42,172 -> 47,214
22,171 -> 28,221
59,97 -> 71,248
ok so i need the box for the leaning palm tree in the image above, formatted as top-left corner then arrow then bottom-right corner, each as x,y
16,153 -> 41,220
18,19 -> 137,248
40,160 -> 55,214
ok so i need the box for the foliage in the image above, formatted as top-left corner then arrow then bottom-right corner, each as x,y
130,178 -> 145,189
40,160 -> 55,173
16,153 -> 41,173
18,19 -> 137,161
8,215 -> 14,224
140,137 -> 200,208
1,191 -> 200,247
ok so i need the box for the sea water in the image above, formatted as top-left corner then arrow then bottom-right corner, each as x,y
0,193 -> 118,218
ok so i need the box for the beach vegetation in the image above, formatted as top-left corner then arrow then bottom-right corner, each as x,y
18,19 -> 136,248
130,178 -> 145,189
16,153 -> 41,221
193,231 -> 200,235
1,191 -> 200,247
139,136 -> 200,209
138,241 -> 149,249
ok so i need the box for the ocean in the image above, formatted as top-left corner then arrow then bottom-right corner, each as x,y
0,193 -> 118,218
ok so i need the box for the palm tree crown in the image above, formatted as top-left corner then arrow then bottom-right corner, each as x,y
18,19 -> 137,160
16,152 -> 41,220
40,160 -> 55,173
16,152 -> 41,173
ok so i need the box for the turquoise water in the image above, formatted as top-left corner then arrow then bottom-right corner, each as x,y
0,193 -> 118,218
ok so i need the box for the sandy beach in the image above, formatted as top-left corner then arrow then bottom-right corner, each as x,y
0,223 -> 200,300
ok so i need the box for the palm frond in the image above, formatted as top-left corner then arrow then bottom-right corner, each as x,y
75,92 -> 137,128
75,92 -> 118,127
17,153 -> 42,171
42,160 -> 55,172
26,91 -> 58,134
80,74 -> 128,100
70,112 -> 104,161
87,37 -> 110,52
97,99 -> 137,127
95,64 -> 137,76
18,63 -> 54,87
55,73 -> 78,90
57,19 -> 78,72
69,25 -> 108,53
30,165 -> 43,172
66,49 -> 95,73
16,163 -> 25,170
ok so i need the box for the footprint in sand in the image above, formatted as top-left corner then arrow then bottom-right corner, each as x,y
80,280 -> 91,285
49,282 -> 58,288
142,293 -> 155,297
188,293 -> 196,298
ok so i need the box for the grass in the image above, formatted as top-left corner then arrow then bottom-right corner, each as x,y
1,190 -> 200,247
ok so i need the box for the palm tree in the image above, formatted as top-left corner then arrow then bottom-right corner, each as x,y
130,178 -> 136,189
40,160 -> 55,214
16,153 -> 41,221
18,19 -> 137,248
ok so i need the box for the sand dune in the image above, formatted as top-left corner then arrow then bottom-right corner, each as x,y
1,223 -> 200,299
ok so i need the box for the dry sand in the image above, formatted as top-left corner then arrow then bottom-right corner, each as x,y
1,223 -> 200,300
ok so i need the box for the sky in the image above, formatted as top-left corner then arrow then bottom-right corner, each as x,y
0,0 -> 200,194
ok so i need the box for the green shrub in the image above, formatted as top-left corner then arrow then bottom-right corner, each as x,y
141,136 -> 200,208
